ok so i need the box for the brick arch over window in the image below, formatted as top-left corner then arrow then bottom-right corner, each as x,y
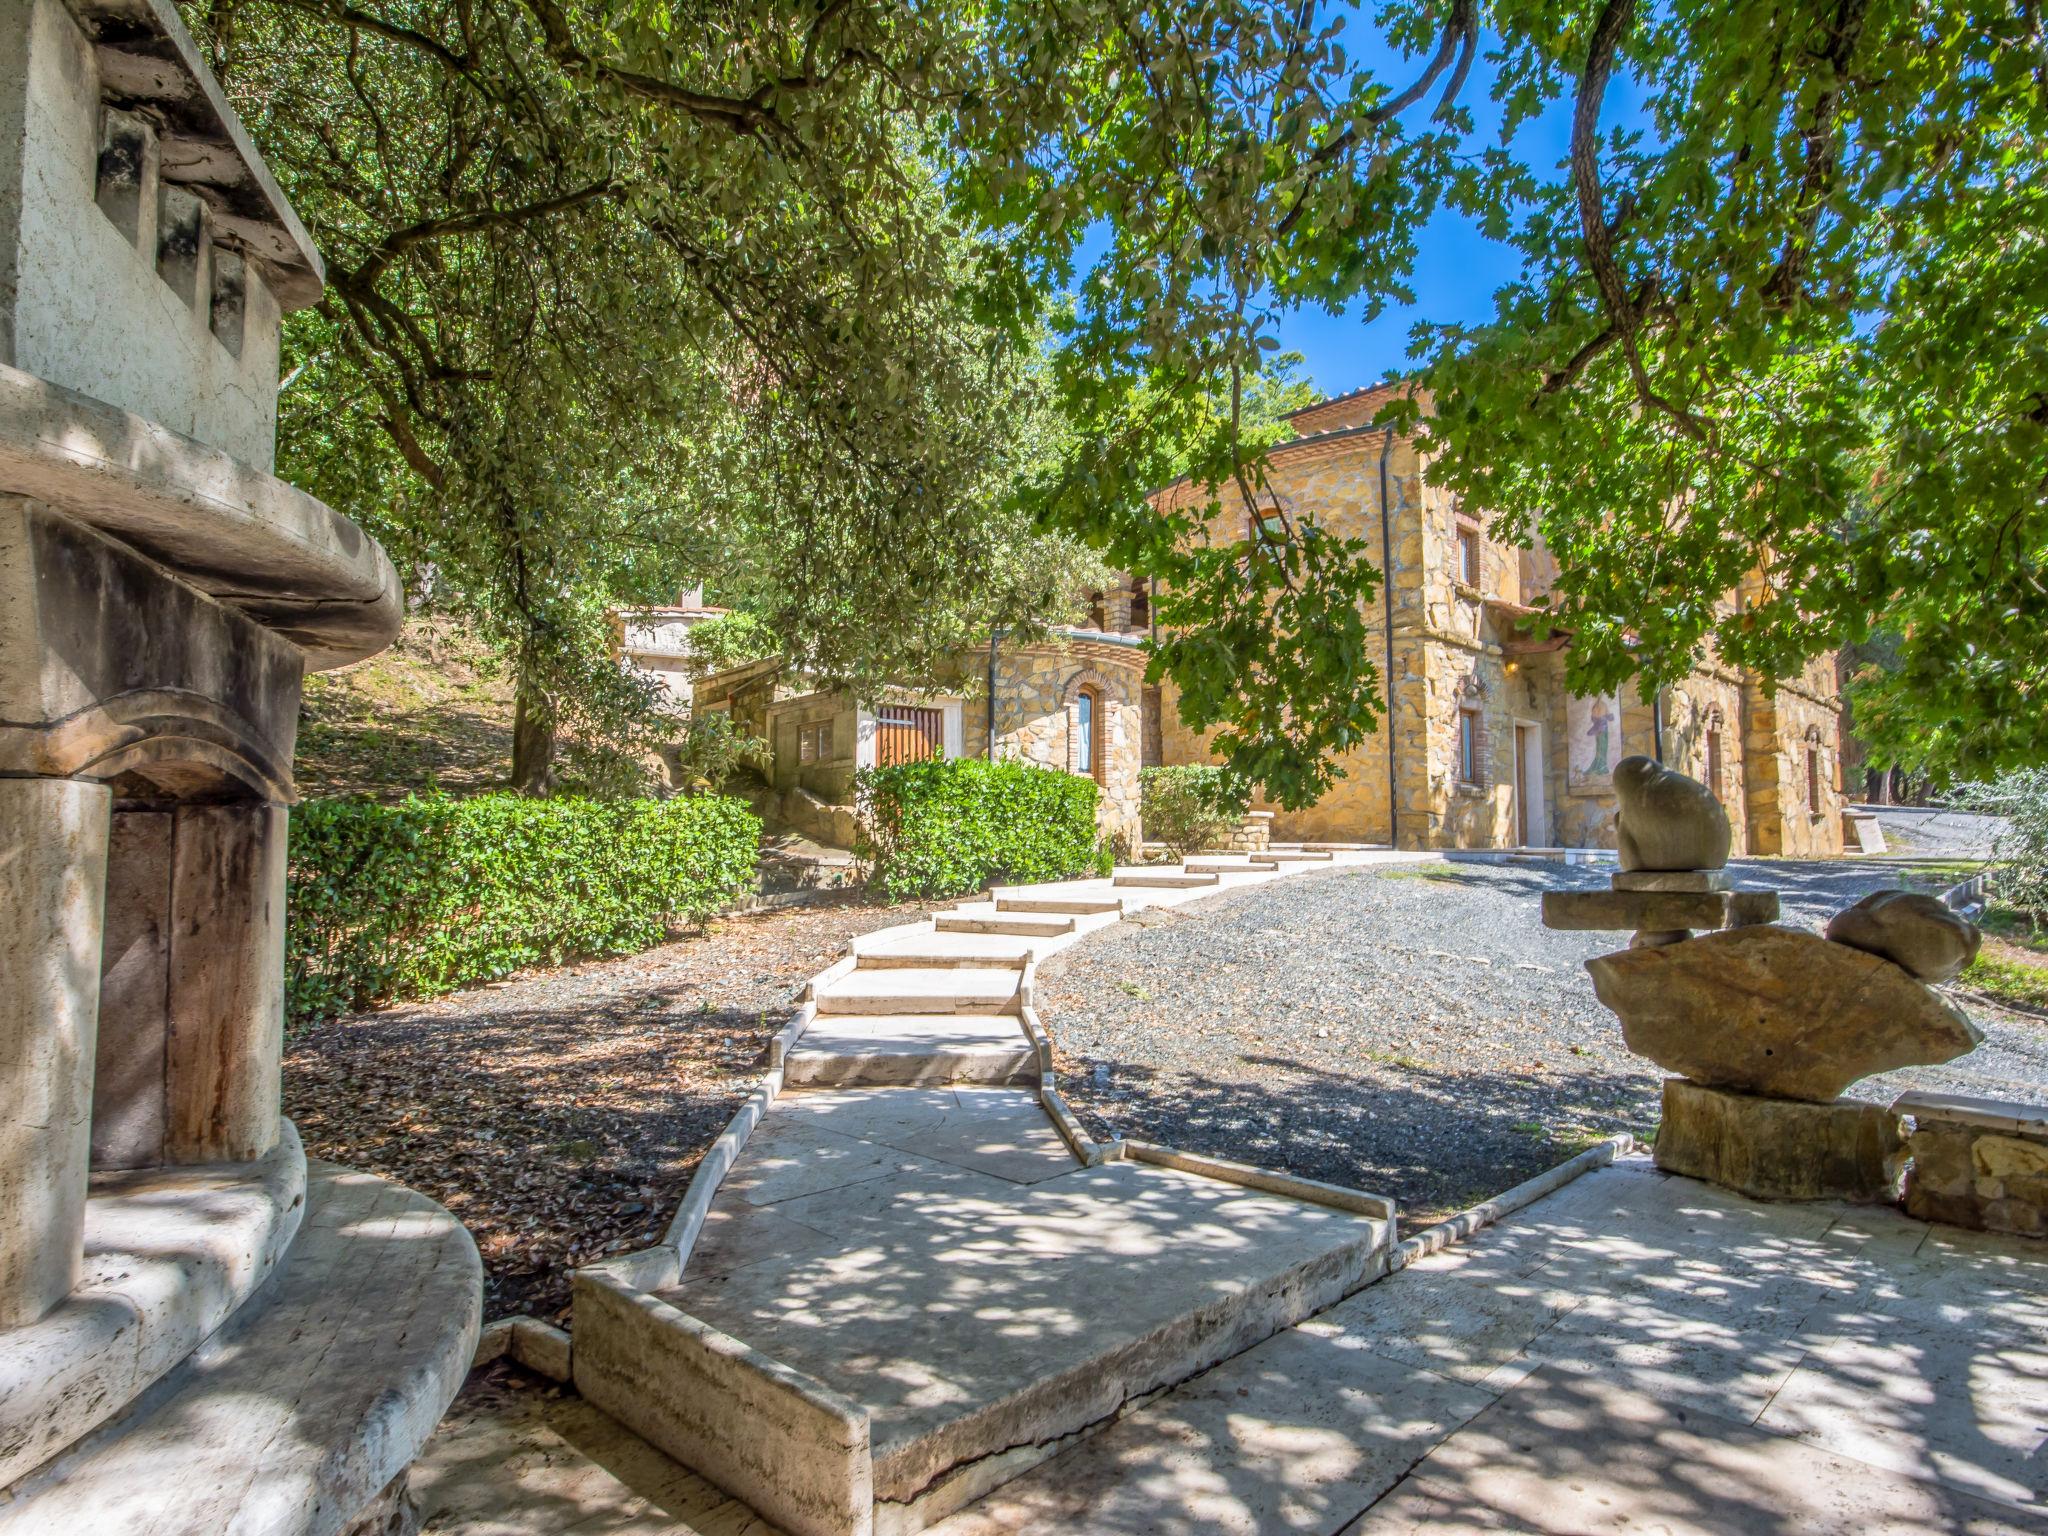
1063,666 -> 1120,782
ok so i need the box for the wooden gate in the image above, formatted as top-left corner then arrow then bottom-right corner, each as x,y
875,706 -> 944,766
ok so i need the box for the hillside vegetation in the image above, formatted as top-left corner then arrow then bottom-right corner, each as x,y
297,618 -> 515,799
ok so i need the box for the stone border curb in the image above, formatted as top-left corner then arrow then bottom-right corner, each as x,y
1387,1134 -> 1636,1273
1113,1140 -> 1396,1220
473,1314 -> 573,1382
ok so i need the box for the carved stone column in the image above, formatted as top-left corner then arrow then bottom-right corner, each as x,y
0,778 -> 109,1327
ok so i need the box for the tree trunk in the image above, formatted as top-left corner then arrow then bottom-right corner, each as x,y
511,673 -> 556,795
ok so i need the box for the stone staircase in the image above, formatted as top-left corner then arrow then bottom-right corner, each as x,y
572,845 -> 1428,1536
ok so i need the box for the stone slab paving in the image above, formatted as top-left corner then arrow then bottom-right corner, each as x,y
416,1367 -> 780,1535
662,1085 -> 1391,1508
929,1155 -> 2048,1536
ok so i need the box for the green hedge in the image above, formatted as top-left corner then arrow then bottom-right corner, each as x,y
1140,764 -> 1251,856
286,792 -> 760,1025
856,757 -> 1102,901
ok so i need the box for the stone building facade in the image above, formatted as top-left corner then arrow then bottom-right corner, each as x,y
609,587 -> 727,706
693,629 -> 1150,851
1146,383 -> 1848,855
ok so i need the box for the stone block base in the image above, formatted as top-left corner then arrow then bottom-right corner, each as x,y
1902,1114 -> 2048,1239
1653,1078 -> 1904,1202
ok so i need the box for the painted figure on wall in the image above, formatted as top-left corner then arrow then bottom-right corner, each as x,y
1568,690 -> 1622,791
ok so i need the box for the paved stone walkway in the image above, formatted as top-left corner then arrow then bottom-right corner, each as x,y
419,1153 -> 2048,1535
928,1154 -> 2048,1534
568,848 -> 1428,1535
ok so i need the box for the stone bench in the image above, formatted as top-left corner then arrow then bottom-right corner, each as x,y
1894,1091 -> 2048,1239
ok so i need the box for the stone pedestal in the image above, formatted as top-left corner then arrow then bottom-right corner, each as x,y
1654,1078 -> 1904,1203
0,0 -> 472,1519
0,779 -> 109,1328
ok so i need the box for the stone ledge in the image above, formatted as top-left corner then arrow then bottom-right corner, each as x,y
0,363 -> 401,669
1893,1089 -> 2048,1137
0,1125 -> 306,1490
0,1160 -> 480,1536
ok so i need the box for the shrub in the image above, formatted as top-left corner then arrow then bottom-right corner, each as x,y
286,792 -> 760,1025
1954,769 -> 2048,924
856,757 -> 1101,900
686,611 -> 780,674
1141,764 -> 1251,856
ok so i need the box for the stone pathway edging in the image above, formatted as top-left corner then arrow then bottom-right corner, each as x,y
592,847 -> 1420,1300
1386,1132 -> 1635,1272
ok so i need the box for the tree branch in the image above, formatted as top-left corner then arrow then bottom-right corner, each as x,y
351,180 -> 617,287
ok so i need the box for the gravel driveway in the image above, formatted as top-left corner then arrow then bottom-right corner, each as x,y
1038,858 -> 2046,1229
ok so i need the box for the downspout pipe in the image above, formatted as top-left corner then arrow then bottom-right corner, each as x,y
1379,427 -> 1399,851
987,625 -> 1001,759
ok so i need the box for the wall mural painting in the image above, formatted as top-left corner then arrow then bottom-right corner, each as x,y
1567,689 -> 1623,793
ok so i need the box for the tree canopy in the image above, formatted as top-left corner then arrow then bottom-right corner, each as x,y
196,0 -> 2046,798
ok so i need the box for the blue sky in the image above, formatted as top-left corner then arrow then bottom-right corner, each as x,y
1264,23 -> 1608,396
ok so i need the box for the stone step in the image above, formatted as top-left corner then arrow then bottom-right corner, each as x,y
936,911 -> 1077,938
855,939 -> 1034,970
1263,850 -> 1334,863
812,966 -> 1023,1016
1113,870 -> 1220,889
0,1162 -> 479,1536
997,894 -> 1124,915
1183,858 -> 1279,874
578,1091 -> 1395,1536
784,1015 -> 1038,1088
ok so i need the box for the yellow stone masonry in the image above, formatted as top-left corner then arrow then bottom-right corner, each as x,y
1148,401 -> 1845,856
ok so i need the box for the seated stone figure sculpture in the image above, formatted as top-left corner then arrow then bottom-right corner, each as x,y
1613,755 -> 1732,872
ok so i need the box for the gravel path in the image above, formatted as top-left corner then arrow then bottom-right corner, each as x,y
1038,858 -> 2047,1229
285,898 -> 906,1323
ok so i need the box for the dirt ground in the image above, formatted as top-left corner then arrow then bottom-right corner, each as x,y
283,898 -> 908,1322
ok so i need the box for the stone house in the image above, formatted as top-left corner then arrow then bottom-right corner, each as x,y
610,585 -> 726,706
1145,383 -> 1848,855
693,627 -> 1150,851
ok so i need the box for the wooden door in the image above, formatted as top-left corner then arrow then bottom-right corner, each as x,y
1513,726 -> 1530,846
876,706 -> 944,766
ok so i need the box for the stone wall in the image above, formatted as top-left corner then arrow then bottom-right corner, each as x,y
765,690 -> 858,804
1901,1097 -> 2048,1239
1,0 -> 286,468
1743,652 -> 1847,857
969,635 -> 1147,851
1661,661 -> 1751,854
1147,412 -> 1849,857
693,660 -> 781,747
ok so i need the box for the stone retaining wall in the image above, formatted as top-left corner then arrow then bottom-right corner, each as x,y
1899,1094 -> 2048,1239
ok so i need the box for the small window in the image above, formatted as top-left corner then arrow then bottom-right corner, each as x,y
1128,577 -> 1150,631
1705,728 -> 1724,801
1807,746 -> 1822,814
1458,707 -> 1481,785
1456,525 -> 1481,587
1076,688 -> 1104,783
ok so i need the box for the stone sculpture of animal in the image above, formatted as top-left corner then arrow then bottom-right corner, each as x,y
1613,755 -> 1732,872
